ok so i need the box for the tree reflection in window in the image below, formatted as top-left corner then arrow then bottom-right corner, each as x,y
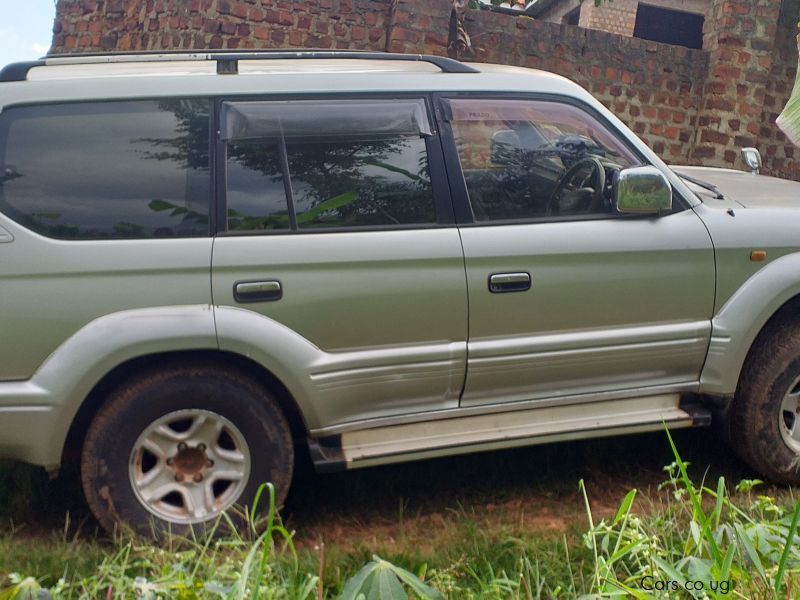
226,134 -> 435,231
0,99 -> 211,240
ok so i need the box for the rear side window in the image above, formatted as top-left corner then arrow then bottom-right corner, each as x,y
222,99 -> 436,232
0,100 -> 210,239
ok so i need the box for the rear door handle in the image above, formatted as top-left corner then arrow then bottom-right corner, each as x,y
233,280 -> 282,303
488,272 -> 531,293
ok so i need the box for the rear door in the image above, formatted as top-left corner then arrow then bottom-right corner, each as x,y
211,97 -> 468,428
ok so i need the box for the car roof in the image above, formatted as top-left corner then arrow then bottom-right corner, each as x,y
0,51 -> 596,108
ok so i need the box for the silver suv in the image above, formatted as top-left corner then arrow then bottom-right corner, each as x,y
1,51 -> 799,535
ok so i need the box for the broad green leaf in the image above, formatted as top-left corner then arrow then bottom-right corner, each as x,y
391,562 -> 442,599
363,158 -> 423,181
652,558 -> 703,600
719,542 -> 736,583
296,191 -> 358,224
612,489 -> 637,526
609,538 -> 645,563
340,562 -> 376,600
604,579 -> 652,600
713,477 -> 725,530
777,33 -> 800,146
340,556 -> 441,600
148,199 -> 176,212
0,578 -> 49,600
733,523 -> 767,581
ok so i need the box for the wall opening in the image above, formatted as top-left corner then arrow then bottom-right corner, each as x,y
562,7 -> 580,26
633,4 -> 704,49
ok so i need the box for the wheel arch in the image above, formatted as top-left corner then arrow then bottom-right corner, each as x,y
702,253 -> 800,396
62,349 -> 310,466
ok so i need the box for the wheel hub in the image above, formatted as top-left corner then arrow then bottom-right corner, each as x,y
128,409 -> 251,524
170,442 -> 210,478
779,375 -> 800,454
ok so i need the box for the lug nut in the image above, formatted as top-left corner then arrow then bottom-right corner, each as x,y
193,473 -> 204,482
197,443 -> 206,451
207,459 -> 214,467
166,457 -> 173,466
175,473 -> 184,482
177,442 -> 188,451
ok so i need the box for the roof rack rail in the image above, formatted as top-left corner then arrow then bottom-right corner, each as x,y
1,50 -> 479,82
0,60 -> 46,82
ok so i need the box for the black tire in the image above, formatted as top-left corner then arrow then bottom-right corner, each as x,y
81,364 -> 294,536
732,318 -> 800,484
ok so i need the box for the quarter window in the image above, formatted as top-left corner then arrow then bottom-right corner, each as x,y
445,98 -> 641,222
0,100 -> 211,239
223,99 -> 436,231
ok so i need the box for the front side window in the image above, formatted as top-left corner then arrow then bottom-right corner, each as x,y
223,99 -> 436,232
0,99 -> 210,239
445,98 -> 641,222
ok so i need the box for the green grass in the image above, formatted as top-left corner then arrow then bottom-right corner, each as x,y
2,430 -> 800,598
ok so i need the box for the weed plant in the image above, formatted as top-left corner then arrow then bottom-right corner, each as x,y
2,429 -> 800,598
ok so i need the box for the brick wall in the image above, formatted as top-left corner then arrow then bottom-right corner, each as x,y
764,0 -> 800,180
459,9 -> 707,164
50,0 -> 799,179
579,0 -> 638,37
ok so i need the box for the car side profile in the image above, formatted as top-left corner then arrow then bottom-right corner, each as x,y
1,51 -> 799,534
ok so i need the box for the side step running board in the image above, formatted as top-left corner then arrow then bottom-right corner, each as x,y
309,394 -> 711,472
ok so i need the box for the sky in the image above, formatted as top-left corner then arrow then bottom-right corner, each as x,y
0,0 -> 57,70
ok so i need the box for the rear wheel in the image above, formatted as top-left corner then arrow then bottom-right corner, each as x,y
81,365 -> 294,536
732,319 -> 800,484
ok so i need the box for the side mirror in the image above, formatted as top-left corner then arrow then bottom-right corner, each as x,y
741,147 -> 762,174
490,129 -> 520,165
614,166 -> 673,215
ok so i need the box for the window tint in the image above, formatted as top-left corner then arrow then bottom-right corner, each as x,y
446,99 -> 640,222
227,141 -> 290,231
224,100 -> 436,232
0,100 -> 210,239
288,137 -> 434,229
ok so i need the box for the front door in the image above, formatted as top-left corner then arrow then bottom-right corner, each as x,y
441,97 -> 715,407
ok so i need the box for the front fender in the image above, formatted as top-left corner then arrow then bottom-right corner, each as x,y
701,252 -> 800,395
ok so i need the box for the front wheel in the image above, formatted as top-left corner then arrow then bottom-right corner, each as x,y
731,319 -> 800,484
81,365 -> 294,536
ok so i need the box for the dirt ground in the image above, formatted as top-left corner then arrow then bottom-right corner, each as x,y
0,427 -> 766,547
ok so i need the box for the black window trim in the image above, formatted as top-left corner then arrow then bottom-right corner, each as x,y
433,91 -> 691,227
0,96 -> 216,240
212,92 -> 455,237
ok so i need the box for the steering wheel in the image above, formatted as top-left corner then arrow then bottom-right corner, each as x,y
545,157 -> 607,217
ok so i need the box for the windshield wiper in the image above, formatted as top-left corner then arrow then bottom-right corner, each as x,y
676,172 -> 725,200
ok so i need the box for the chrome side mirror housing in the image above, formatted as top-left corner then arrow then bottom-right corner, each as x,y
614,166 -> 673,215
742,147 -> 762,174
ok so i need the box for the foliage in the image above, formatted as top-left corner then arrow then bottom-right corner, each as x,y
3,432 -> 800,598
777,31 -> 800,148
580,427 -> 800,598
340,557 -> 440,600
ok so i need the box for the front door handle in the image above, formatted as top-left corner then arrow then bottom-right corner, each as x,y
233,280 -> 282,303
488,272 -> 531,293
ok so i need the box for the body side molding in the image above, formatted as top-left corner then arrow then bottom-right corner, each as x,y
214,306 -> 467,431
